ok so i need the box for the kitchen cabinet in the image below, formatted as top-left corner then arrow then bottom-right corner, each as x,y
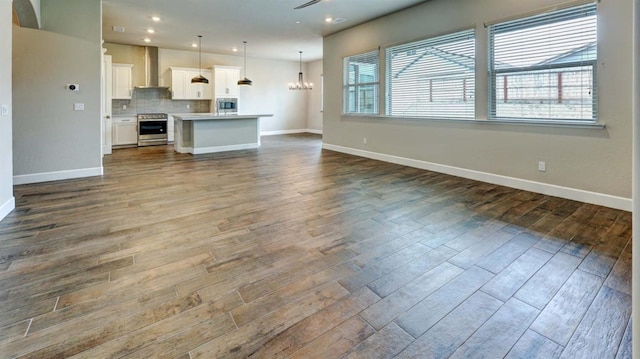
170,67 -> 213,100
112,116 -> 137,146
213,66 -> 240,98
112,63 -> 133,99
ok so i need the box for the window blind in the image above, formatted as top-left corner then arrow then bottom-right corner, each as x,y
343,50 -> 380,114
488,3 -> 597,121
386,29 -> 475,119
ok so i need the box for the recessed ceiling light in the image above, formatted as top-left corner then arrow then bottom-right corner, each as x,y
325,17 -> 332,23
192,43 -> 198,48
147,28 -> 155,34
232,47 -> 238,52
296,20 -> 301,24
144,38 -> 151,43
151,16 -> 161,22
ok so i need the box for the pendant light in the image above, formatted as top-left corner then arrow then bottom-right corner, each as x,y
238,41 -> 253,86
191,35 -> 209,84
289,51 -> 313,90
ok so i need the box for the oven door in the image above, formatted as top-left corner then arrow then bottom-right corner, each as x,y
137,120 -> 168,146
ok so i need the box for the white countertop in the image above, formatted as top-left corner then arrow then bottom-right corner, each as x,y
172,113 -> 273,121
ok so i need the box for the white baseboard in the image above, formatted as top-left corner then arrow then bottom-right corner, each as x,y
261,129 -> 323,136
13,167 -> 103,185
192,143 -> 259,155
322,143 -> 632,211
0,196 -> 15,222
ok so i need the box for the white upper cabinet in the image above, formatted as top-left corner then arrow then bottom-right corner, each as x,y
213,66 -> 240,98
170,67 -> 213,100
112,63 -> 133,99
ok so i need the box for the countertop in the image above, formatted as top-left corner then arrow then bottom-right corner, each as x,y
171,113 -> 273,121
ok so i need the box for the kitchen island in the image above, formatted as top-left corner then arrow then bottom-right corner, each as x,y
172,113 -> 273,154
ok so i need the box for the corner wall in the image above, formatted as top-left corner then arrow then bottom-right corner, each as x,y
306,60 -> 323,133
12,0 -> 103,184
323,0 -> 632,210
0,0 -> 14,221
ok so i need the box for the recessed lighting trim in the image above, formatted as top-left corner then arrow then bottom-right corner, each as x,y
147,28 -> 155,34
232,48 -> 238,52
151,16 -> 161,22
192,43 -> 198,48
144,38 -> 151,43
324,17 -> 332,23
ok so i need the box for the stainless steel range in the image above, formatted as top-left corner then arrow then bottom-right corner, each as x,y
137,113 -> 168,147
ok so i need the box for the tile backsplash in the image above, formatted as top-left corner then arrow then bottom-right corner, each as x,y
112,88 -> 210,115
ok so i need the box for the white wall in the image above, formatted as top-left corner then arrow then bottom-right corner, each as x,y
12,0 -> 103,184
323,0 -> 632,210
29,0 -> 40,27
158,48 -> 309,133
0,0 -> 14,221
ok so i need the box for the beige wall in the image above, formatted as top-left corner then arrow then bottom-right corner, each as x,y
12,0 -> 102,181
103,43 -> 146,87
323,0 -> 632,205
0,0 -> 14,220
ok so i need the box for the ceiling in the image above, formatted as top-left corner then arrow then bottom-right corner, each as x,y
102,0 -> 429,62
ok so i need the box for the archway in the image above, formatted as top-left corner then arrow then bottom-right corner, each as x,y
12,0 -> 39,29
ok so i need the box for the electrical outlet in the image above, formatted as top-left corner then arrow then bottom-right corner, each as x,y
538,161 -> 546,172
122,104 -> 127,110
1,104 -> 8,116
363,137 -> 367,144
74,103 -> 85,111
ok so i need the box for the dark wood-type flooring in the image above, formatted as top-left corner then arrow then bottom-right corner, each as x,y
0,134 -> 632,358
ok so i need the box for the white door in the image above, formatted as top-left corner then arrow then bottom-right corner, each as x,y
102,54 -> 113,155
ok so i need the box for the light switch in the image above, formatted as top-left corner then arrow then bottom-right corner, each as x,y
74,103 -> 85,111
1,104 -> 8,116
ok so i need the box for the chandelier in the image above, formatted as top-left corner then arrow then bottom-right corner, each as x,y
289,51 -> 312,90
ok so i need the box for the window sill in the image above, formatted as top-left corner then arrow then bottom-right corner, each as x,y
341,114 -> 606,129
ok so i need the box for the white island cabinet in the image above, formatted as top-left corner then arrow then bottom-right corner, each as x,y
172,113 -> 273,155
170,67 -> 213,100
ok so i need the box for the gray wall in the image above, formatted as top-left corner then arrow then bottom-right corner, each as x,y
306,60 -> 323,132
323,0 -> 632,206
0,0 -> 14,220
12,0 -> 102,182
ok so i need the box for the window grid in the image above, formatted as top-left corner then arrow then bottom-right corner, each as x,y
343,50 -> 380,115
385,29 -> 476,119
488,3 -> 597,122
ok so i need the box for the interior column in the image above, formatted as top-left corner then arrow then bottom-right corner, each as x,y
633,0 -> 639,357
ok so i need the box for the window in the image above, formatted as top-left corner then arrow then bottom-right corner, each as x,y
488,3 -> 597,121
386,29 -> 475,119
344,50 -> 379,114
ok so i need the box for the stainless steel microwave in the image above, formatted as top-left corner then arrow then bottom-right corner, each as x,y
216,98 -> 238,114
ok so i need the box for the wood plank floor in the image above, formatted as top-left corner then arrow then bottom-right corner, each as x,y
0,133 -> 632,358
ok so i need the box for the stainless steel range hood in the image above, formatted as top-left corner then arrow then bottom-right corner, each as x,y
135,46 -> 169,89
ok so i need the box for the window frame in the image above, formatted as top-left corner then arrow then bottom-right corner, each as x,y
343,49 -> 380,115
385,28 -> 476,120
487,2 -> 598,123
